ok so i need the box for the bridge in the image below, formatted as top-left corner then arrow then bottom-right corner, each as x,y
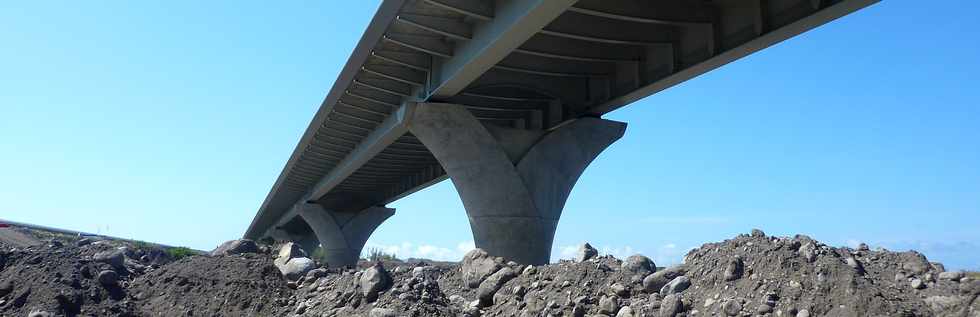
244,0 -> 878,266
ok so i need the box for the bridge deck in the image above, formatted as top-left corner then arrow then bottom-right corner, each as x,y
245,0 -> 878,239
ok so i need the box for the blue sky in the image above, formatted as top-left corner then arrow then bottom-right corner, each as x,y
2,2 -> 978,270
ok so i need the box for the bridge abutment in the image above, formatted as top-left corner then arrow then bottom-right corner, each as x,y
408,103 -> 626,265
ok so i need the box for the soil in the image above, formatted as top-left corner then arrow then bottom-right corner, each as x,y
1,226 -> 977,316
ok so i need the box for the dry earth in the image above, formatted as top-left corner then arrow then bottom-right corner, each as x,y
1,226 -> 977,316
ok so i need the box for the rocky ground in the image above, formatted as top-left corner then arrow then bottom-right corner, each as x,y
1,226 -> 977,316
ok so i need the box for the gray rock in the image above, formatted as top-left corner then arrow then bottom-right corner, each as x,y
360,262 -> 392,301
931,262 -> 946,273
723,256 -> 744,281
857,243 -> 870,251
461,248 -> 503,288
756,303 -> 773,314
846,257 -> 865,274
94,249 -> 125,268
616,305 -> 635,317
370,308 -> 398,317
97,270 -> 119,287
598,295 -> 619,315
797,309 -> 811,317
274,242 -> 307,268
660,294 -> 683,317
622,255 -> 655,275
902,254 -> 931,275
210,239 -> 257,256
910,278 -> 925,290
0,280 -> 12,297
76,238 -> 92,247
642,266 -> 685,292
609,283 -> 629,297
577,243 -> 598,262
660,276 -> 691,295
938,271 -> 965,282
476,267 -> 517,306
279,257 -> 315,281
799,243 -> 817,263
28,311 -> 55,317
722,299 -> 741,316
751,229 -> 766,237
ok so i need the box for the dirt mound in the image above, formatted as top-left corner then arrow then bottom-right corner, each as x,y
128,254 -> 290,316
2,227 -> 977,316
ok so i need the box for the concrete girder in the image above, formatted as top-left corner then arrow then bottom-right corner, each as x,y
407,102 -> 626,264
428,0 -> 578,99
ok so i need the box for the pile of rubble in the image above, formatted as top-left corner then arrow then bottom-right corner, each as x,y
2,226 -> 977,316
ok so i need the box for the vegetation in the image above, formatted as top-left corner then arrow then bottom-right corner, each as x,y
363,247 -> 398,262
166,246 -> 195,260
968,271 -> 980,280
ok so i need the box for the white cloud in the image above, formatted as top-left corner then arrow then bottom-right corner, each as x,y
364,240 -> 474,261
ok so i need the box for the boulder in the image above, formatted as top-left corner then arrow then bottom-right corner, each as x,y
598,295 -> 619,315
660,276 -> 691,295
279,257 -> 316,281
210,239 -> 258,256
93,249 -> 125,268
642,266 -> 685,292
576,243 -> 598,262
370,308 -> 398,317
476,267 -> 517,306
97,270 -> 119,287
616,305 -> 635,317
360,262 -> 393,301
274,242 -> 308,268
723,256 -> 744,281
622,254 -> 655,275
938,271 -> 965,282
0,280 -> 12,297
660,294 -> 683,317
461,248 -> 503,288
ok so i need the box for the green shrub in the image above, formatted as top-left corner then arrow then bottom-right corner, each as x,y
363,247 -> 397,262
166,247 -> 195,260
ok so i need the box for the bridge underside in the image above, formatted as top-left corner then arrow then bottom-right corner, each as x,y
245,0 -> 878,265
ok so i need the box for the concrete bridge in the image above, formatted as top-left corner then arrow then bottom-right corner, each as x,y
244,0 -> 878,266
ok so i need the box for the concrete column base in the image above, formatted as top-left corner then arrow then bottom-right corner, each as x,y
295,203 -> 394,268
408,102 -> 626,265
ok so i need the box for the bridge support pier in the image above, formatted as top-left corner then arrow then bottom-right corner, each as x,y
268,204 -> 394,268
408,103 -> 626,265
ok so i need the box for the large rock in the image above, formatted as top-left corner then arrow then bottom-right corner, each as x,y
360,262 -> 393,301
210,239 -> 258,256
642,266 -> 685,292
622,254 -> 655,275
660,276 -> 691,295
723,256 -> 744,281
93,249 -> 125,268
0,280 -> 13,297
576,243 -> 598,262
476,267 -> 517,306
97,270 -> 119,287
660,294 -> 683,317
279,257 -> 316,281
461,249 -> 503,288
274,242 -> 307,268
938,271 -> 965,282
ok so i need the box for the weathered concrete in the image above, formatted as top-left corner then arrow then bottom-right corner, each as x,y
267,203 -> 394,268
408,102 -> 626,264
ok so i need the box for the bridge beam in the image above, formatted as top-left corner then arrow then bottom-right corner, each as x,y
267,203 -> 394,268
407,103 -> 626,264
